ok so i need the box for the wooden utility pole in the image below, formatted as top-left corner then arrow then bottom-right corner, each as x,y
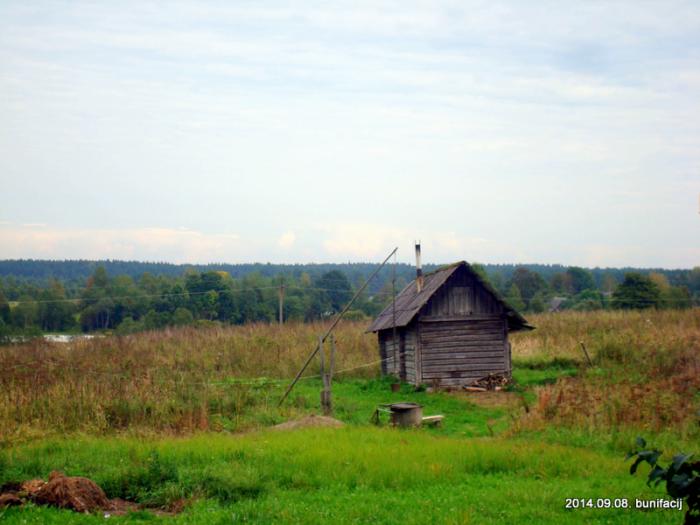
319,334 -> 336,415
579,341 -> 593,367
278,284 -> 285,325
278,246 -> 398,406
392,252 -> 397,377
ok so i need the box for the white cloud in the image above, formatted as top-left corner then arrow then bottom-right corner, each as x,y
0,225 -> 247,264
277,231 -> 296,248
318,223 -> 511,264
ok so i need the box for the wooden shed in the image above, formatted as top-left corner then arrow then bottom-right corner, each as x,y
367,261 -> 533,387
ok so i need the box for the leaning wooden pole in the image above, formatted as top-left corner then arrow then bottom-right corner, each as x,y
278,246 -> 398,406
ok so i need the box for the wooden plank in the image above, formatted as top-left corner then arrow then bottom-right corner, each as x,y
422,350 -> 504,359
420,323 -> 504,332
423,365 -> 506,374
420,330 -> 505,339
421,339 -> 506,348
420,323 -> 505,331
423,356 -> 504,364
420,343 -> 504,352
422,356 -> 505,365
422,342 -> 506,351
423,364 -> 504,373
423,369 -> 507,379
415,323 -> 422,386
420,333 -> 505,343
423,362 -> 504,377
431,377 -> 483,386
423,356 -> 505,365
420,328 -> 504,336
422,348 -> 506,357
421,323 -> 504,333
421,340 -> 505,348
420,315 -> 502,323
422,363 -> 505,373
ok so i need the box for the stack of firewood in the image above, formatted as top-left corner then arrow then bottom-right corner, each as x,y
464,373 -> 510,392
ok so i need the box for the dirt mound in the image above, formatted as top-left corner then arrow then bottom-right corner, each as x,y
30,471 -> 110,513
272,414 -> 344,431
0,493 -> 22,507
0,470 -> 191,516
21,478 -> 46,495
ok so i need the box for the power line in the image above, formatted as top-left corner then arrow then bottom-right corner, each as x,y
5,286 -> 395,306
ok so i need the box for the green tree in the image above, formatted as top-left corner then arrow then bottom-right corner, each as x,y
116,317 -> 144,335
489,272 -> 505,294
570,289 -> 605,311
186,272 -> 225,320
689,267 -> 700,294
664,286 -> 692,309
80,267 -> 115,330
567,267 -> 595,294
317,270 -> 352,311
612,273 -> 660,309
38,280 -> 76,331
505,283 -> 526,312
600,273 -> 618,294
12,296 -> 38,329
0,288 -> 11,324
508,267 -> 547,309
550,272 -> 573,294
529,291 -> 547,313
172,307 -> 194,326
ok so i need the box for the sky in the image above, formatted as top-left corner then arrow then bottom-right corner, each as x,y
1,1 -> 699,268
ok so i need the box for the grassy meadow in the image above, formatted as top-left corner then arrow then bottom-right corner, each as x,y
1,310 -> 699,523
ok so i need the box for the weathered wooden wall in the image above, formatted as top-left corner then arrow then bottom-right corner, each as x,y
378,327 -> 418,383
403,327 -> 417,384
419,317 -> 509,386
377,265 -> 514,387
422,271 -> 504,317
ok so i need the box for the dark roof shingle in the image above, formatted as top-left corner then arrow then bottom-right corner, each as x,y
366,261 -> 532,332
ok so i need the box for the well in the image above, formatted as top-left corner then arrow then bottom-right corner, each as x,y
389,402 -> 423,427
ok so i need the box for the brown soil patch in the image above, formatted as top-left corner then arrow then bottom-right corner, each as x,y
0,493 -> 22,507
108,498 -> 139,514
272,414 -> 345,431
21,478 -> 46,495
0,471 -> 188,516
31,471 -> 110,513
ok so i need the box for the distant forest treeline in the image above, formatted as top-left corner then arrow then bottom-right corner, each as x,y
0,259 -> 697,338
0,259 -> 695,291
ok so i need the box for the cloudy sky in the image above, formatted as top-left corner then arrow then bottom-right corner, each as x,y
1,1 -> 698,267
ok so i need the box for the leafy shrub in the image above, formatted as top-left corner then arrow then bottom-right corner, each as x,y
627,437 -> 699,524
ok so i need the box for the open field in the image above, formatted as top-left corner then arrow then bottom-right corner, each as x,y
0,429 -> 680,524
1,310 -> 699,523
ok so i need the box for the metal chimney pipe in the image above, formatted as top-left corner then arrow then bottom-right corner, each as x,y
415,242 -> 423,292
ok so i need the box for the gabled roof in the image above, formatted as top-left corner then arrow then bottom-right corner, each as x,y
367,261 -> 532,332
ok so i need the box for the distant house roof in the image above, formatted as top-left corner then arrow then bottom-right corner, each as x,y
548,296 -> 568,312
367,261 -> 532,333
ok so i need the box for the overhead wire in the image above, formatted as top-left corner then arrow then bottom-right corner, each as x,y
5,286 -> 395,305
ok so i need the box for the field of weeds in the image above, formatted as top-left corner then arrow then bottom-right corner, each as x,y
1,309 -> 699,523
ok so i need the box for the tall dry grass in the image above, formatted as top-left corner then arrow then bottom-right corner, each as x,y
512,309 -> 700,438
0,321 -> 377,440
511,308 -> 700,362
1,310 -> 698,441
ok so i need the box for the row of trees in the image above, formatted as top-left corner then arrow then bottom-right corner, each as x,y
0,264 -> 697,338
498,266 -> 694,313
0,267 -> 380,336
4,259 -> 700,300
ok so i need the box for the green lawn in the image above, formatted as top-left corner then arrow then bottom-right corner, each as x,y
0,428 -> 680,524
1,368 -> 693,524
